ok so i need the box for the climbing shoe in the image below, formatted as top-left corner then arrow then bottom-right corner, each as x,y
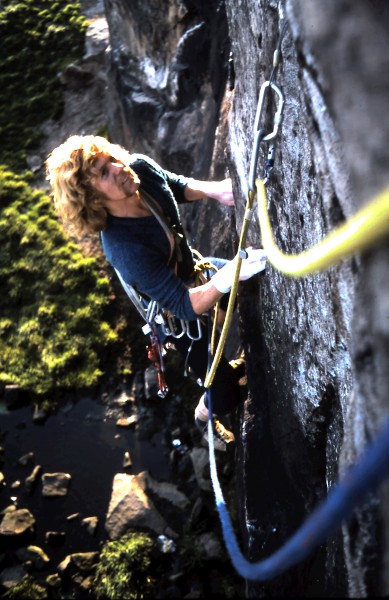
195,417 -> 235,452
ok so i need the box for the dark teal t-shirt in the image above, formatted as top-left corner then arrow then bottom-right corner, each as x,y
101,154 -> 197,321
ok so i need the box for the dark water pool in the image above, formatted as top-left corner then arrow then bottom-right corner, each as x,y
0,395 -> 171,569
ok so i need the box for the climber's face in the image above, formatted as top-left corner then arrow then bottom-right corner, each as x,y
93,153 -> 140,202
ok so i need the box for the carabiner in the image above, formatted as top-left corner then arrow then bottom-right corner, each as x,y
146,300 -> 159,323
166,315 -> 186,339
249,127 -> 265,193
249,81 -> 284,191
186,318 -> 202,341
253,80 -> 284,142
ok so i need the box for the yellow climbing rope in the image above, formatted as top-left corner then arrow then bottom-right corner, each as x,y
204,181 -> 389,389
257,179 -> 389,276
203,189 -> 256,389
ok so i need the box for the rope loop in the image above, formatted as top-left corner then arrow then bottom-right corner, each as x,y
256,179 -> 389,276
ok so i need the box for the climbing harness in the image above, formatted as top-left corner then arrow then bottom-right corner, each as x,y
112,184 -> 214,397
115,266 -> 209,398
114,220 -> 221,397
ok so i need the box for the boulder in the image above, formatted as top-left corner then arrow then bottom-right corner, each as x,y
81,516 -> 98,536
41,473 -> 71,497
25,465 -> 42,495
105,471 -> 190,540
15,545 -> 50,570
0,508 -> 35,537
57,551 -> 99,576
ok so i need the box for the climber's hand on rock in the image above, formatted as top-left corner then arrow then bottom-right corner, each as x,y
211,247 -> 267,294
213,178 -> 235,206
239,247 -> 267,280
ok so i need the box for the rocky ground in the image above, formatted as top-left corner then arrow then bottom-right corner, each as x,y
0,355 -> 246,597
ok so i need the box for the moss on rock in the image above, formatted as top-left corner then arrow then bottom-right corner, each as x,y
0,165 -> 116,400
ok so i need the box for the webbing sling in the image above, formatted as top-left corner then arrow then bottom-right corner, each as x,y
141,190 -> 176,266
141,189 -> 189,273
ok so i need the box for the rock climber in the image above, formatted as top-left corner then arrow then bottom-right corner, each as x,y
46,135 -> 266,451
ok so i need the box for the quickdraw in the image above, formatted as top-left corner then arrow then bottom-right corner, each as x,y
147,329 -> 169,398
249,80 -> 284,190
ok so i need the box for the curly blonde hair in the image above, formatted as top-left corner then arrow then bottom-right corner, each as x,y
46,135 -> 132,235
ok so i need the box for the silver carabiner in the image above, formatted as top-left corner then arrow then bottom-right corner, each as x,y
249,81 -> 284,191
254,80 -> 284,142
185,318 -> 202,341
166,315 -> 186,339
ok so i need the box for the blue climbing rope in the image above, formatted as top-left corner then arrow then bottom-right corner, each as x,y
208,416 -> 389,581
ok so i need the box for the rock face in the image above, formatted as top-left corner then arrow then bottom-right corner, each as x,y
98,0 -> 389,596
104,0 -> 230,176
41,473 -> 72,497
225,2 -> 389,597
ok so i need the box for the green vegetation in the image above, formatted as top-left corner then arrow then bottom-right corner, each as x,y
0,166 -> 117,399
0,1 -> 128,404
2,576 -> 48,599
0,0 -> 87,171
94,532 -> 158,599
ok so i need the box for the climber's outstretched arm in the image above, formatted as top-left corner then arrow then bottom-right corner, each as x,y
184,178 -> 235,206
